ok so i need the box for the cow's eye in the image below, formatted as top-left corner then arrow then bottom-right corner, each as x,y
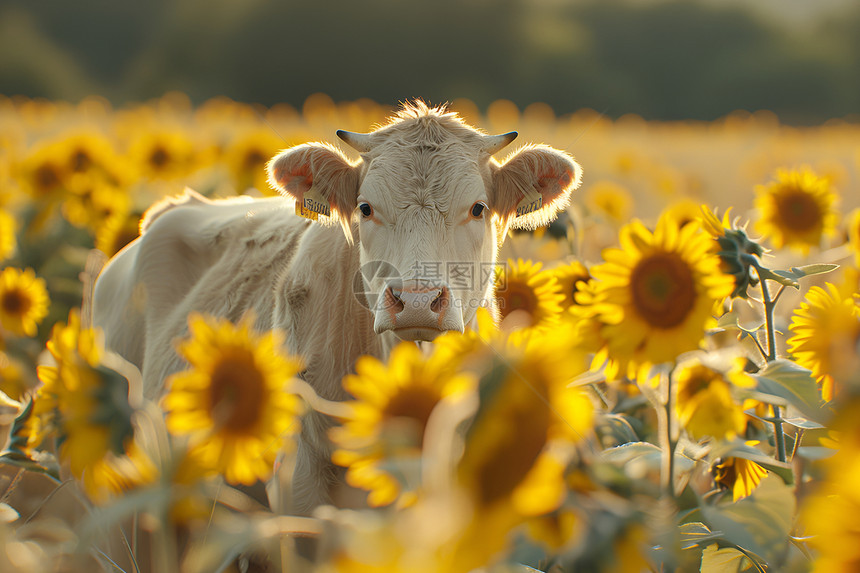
358,203 -> 373,218
470,201 -> 487,219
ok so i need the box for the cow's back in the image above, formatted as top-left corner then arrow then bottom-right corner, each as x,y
93,191 -> 314,398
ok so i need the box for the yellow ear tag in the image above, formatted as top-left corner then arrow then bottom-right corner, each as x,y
295,202 -> 319,220
295,185 -> 330,220
515,187 -> 542,218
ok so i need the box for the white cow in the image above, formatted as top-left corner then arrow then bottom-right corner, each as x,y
92,101 -> 582,512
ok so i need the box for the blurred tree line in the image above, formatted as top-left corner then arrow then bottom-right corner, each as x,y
1,0 -> 858,123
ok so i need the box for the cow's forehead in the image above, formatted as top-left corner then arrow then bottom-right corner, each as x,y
361,117 -> 490,196
361,146 -> 487,208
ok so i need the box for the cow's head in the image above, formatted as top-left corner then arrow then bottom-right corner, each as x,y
268,102 -> 581,342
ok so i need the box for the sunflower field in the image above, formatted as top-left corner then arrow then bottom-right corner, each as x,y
0,92 -> 859,572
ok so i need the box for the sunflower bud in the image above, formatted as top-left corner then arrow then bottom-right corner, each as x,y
716,227 -> 766,298
700,206 -> 766,299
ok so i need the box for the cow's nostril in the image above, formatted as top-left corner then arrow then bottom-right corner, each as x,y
386,287 -> 405,312
430,286 -> 449,314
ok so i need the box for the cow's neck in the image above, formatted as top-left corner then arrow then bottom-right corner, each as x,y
277,224 -> 390,402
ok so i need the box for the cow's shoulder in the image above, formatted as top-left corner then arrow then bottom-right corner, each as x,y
94,191 -> 310,370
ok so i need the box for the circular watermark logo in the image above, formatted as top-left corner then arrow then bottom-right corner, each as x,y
352,260 -> 401,311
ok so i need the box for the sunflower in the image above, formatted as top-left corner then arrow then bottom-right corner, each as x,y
163,313 -> 304,486
585,214 -> 734,378
15,143 -> 68,201
95,210 -> 141,257
712,456 -> 768,502
223,129 -> 285,194
128,129 -> 198,181
754,167 -> 839,254
847,208 -> 860,267
0,267 -> 50,337
802,410 -> 860,571
56,131 -> 131,186
331,341 -> 475,507
664,198 -> 704,230
79,438 -> 157,504
494,258 -> 564,334
35,310 -> 135,481
0,208 -> 16,261
585,180 -> 633,225
803,466 -> 860,572
63,174 -> 131,231
698,205 -> 765,299
458,335 -> 593,515
675,360 -> 751,441
787,283 -> 860,401
0,352 -> 31,402
27,311 -> 138,501
836,265 -> 860,302
550,260 -> 591,309
451,334 -> 593,569
526,508 -> 581,551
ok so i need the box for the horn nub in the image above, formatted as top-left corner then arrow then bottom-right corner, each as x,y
482,131 -> 518,155
336,130 -> 373,153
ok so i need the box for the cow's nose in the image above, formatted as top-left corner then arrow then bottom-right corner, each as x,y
386,284 -> 449,314
375,279 -> 464,340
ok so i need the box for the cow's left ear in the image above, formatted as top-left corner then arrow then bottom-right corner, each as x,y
267,142 -> 360,234
491,144 -> 582,230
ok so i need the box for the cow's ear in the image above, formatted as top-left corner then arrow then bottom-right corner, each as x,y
491,144 -> 581,230
267,142 -> 360,228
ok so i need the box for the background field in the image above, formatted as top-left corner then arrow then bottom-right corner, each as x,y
1,1 -> 859,571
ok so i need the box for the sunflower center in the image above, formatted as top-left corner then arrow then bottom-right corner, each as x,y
208,355 -> 266,433
677,369 -> 716,406
630,252 -> 696,328
498,283 -> 537,320
35,165 -> 60,191
382,386 -> 440,446
71,149 -> 92,172
712,458 -> 737,490
775,190 -> 821,232
149,147 -> 170,168
243,149 -> 266,169
1,289 -> 30,316
474,395 -> 550,508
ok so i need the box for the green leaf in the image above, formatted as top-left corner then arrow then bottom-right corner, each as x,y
715,312 -> 763,336
767,264 -> 839,289
700,544 -> 756,572
786,264 -> 839,278
701,475 -> 794,564
679,522 -> 724,550
794,446 -> 837,461
757,267 -> 799,288
0,399 -> 61,481
595,413 -> 640,447
781,417 -> 825,430
0,451 -> 62,482
750,360 -> 829,424
602,441 -> 696,476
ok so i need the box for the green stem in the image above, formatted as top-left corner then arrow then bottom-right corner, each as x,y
661,370 -> 677,500
758,271 -> 787,463
790,428 -> 805,462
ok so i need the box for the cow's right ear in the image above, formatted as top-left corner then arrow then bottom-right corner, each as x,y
267,142 -> 360,228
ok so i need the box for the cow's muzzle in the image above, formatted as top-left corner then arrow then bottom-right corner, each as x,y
373,279 -> 464,341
